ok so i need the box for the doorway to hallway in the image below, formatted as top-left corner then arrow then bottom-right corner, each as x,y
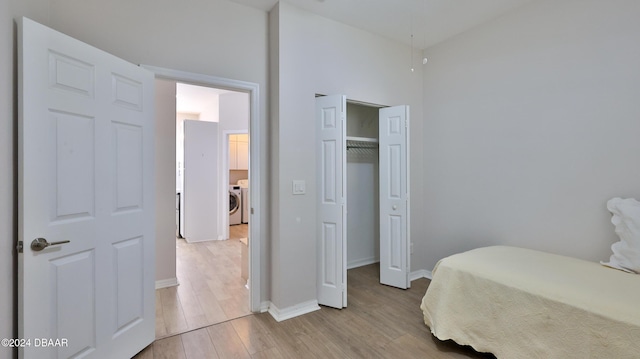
147,65 -> 263,337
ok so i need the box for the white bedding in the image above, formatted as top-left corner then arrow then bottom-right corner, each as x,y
420,246 -> 640,358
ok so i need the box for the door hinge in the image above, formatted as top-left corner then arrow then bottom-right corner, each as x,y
17,241 -> 23,253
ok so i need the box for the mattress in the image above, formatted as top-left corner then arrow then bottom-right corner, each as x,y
420,246 -> 640,358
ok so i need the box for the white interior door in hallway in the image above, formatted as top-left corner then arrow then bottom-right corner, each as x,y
316,95 -> 410,310
183,120 -> 220,242
18,17 -> 156,358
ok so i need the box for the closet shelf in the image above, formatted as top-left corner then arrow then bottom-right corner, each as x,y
346,136 -> 378,143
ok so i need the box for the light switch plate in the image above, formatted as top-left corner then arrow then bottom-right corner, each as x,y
292,180 -> 306,195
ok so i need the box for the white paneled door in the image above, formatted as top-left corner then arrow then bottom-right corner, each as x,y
183,120 -> 219,242
18,17 -> 155,358
316,95 -> 347,309
379,106 -> 410,289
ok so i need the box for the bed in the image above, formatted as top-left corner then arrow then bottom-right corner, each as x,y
420,245 -> 640,359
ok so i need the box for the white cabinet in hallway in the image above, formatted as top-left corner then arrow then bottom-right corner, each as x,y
229,133 -> 249,170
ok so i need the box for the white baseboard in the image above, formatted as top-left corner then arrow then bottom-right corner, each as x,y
347,257 -> 379,270
410,269 -> 433,281
155,277 -> 179,289
268,300 -> 320,322
258,301 -> 270,313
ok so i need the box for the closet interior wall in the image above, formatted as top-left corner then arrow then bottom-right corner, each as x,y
346,103 -> 380,269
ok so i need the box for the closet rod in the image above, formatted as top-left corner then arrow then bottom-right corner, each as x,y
346,143 -> 378,150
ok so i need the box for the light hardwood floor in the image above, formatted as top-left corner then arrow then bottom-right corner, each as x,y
138,262 -> 495,359
155,225 -> 250,339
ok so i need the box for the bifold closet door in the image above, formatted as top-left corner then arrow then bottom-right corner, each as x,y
316,95 -> 347,309
379,106 -> 410,289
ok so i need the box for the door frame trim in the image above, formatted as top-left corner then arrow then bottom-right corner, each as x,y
141,65 -> 262,313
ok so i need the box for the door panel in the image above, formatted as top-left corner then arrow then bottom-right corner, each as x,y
113,123 -> 144,211
52,250 -> 95,358
52,111 -> 95,220
113,237 -> 144,334
379,106 -> 410,289
19,17 -> 155,358
316,95 -> 347,308
183,120 -> 219,242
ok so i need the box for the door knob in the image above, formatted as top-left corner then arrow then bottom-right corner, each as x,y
392,205 -> 397,210
31,238 -> 70,252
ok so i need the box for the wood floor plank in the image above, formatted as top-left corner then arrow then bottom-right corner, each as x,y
181,328 -> 220,359
152,336 -> 186,359
207,322 -> 252,359
197,288 -> 229,324
249,314 -> 321,359
250,347 -> 285,359
229,224 -> 248,240
176,278 -> 211,330
155,290 -> 168,338
159,287 -> 189,335
231,315 -> 276,355
219,290 -> 251,319
313,312 -> 392,359
293,318 -> 349,359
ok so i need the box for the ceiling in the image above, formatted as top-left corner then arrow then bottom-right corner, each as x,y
179,0 -> 535,113
229,0 -> 533,49
176,83 -> 235,114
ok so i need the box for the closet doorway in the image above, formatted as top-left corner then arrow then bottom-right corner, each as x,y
316,95 -> 410,309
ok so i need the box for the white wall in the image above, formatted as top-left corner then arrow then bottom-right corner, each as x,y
219,92 -> 249,132
270,2 -> 424,310
48,0 -> 267,86
346,160 -> 379,268
419,0 -> 640,271
198,96 -> 220,123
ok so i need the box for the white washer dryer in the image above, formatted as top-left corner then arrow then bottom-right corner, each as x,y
229,185 -> 242,225
237,179 -> 249,224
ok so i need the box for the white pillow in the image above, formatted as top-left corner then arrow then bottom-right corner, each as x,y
601,197 -> 640,274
